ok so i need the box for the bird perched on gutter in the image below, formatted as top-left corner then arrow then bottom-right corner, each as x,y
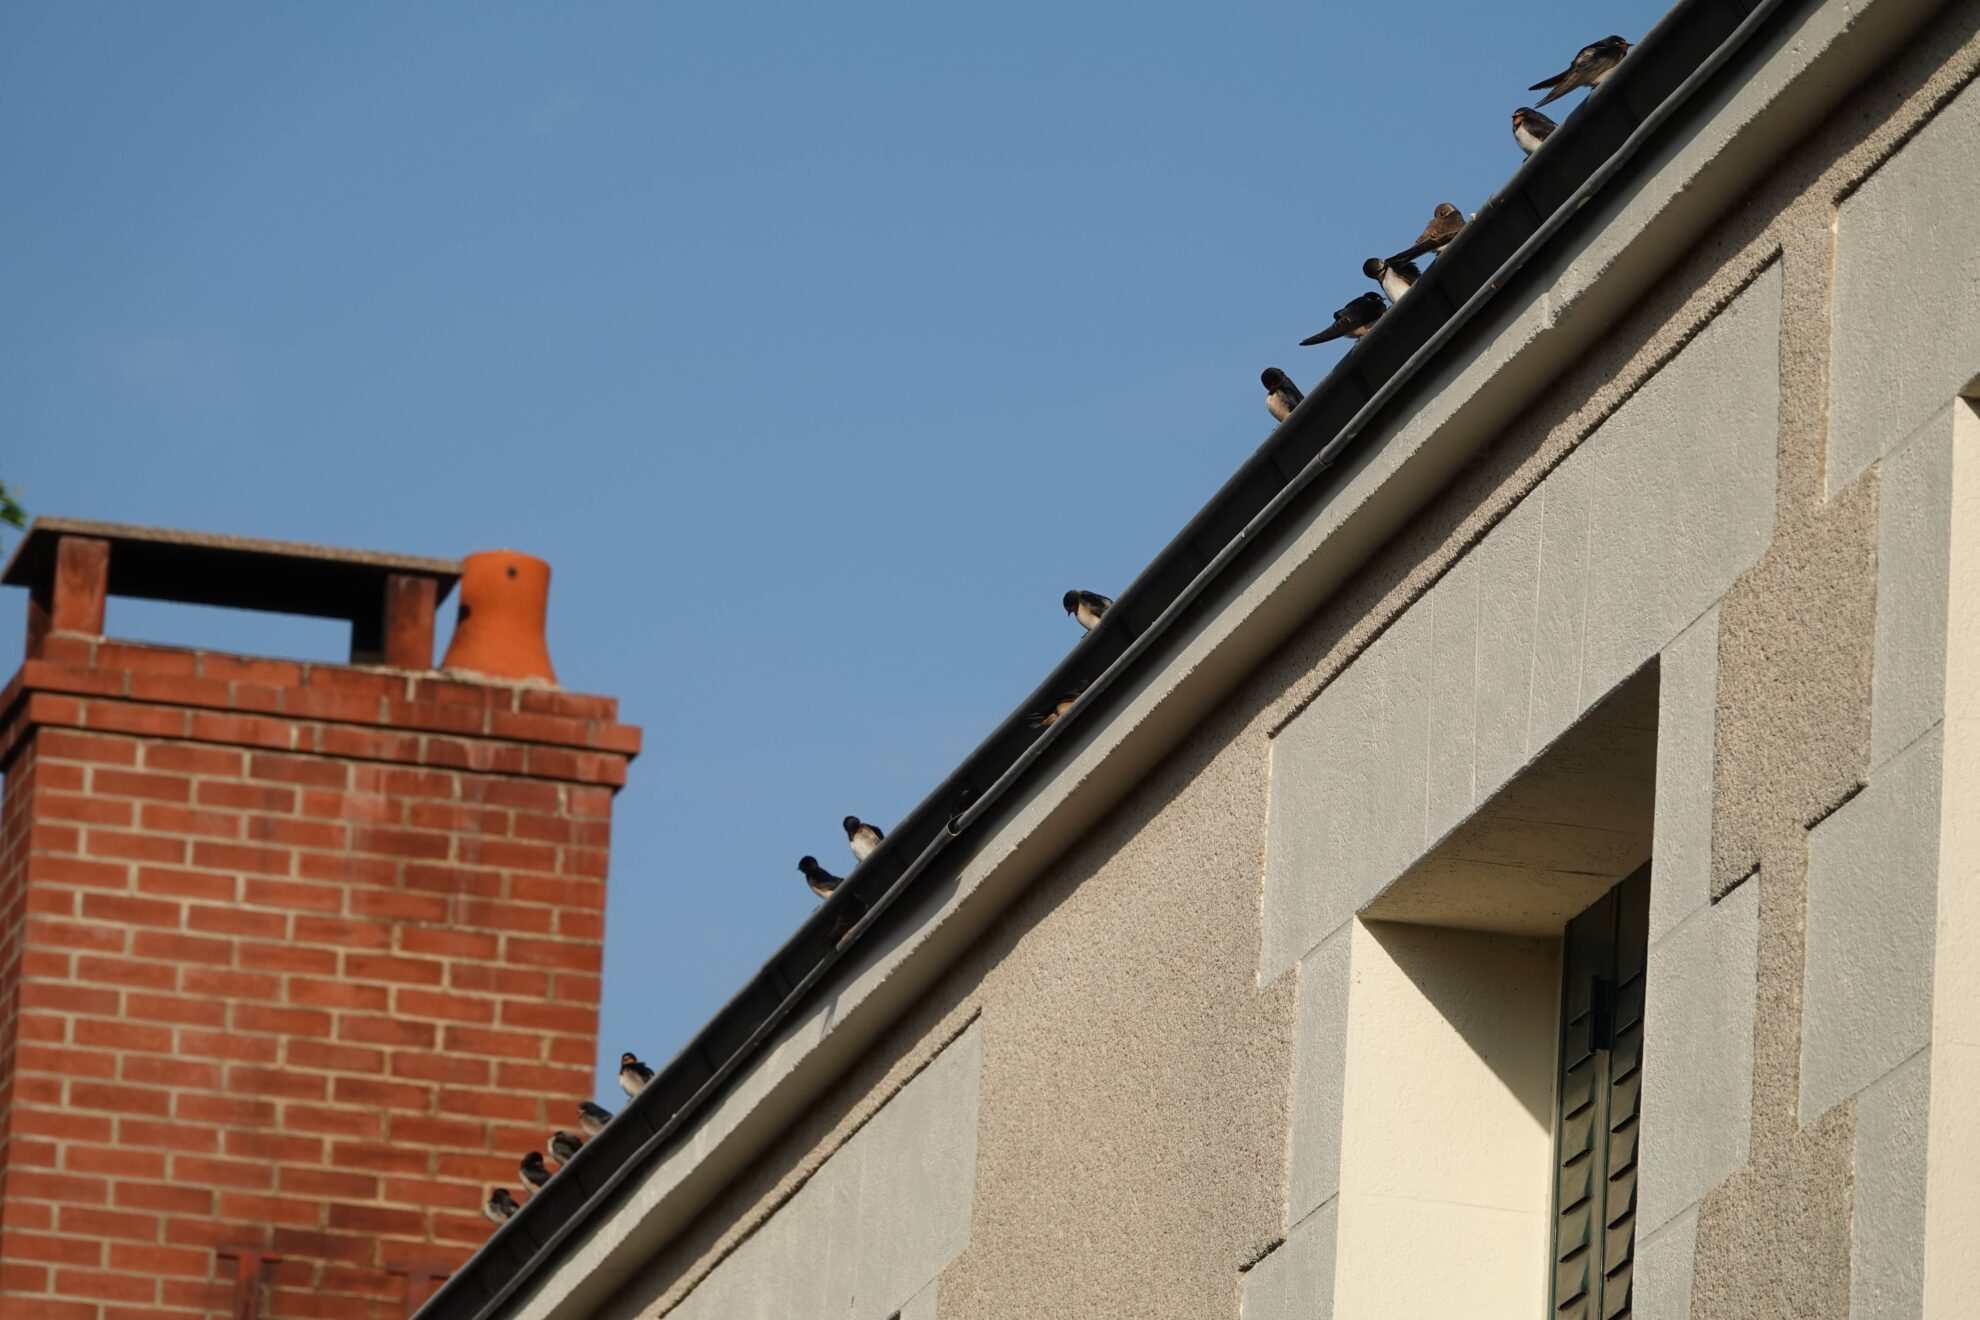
484,1188 -> 520,1224
799,856 -> 868,944
1388,203 -> 1466,265
619,1052 -> 654,1098
1262,368 -> 1304,423
1362,257 -> 1421,304
1029,680 -> 1090,729
548,1130 -> 584,1165
519,1151 -> 550,1190
1529,36 -> 1630,107
1301,292 -> 1387,346
799,855 -> 844,899
1064,590 -> 1113,631
1511,106 -> 1558,155
948,785 -> 979,834
578,1101 -> 613,1136
843,816 -> 884,863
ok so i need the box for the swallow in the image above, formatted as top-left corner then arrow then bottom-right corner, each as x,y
1388,203 -> 1465,266
948,785 -> 979,833
619,1051 -> 654,1098
1063,590 -> 1113,631
1511,107 -> 1558,155
577,1101 -> 613,1137
828,894 -> 869,945
519,1151 -> 550,1190
1530,36 -> 1630,107
798,855 -> 844,899
843,816 -> 884,863
1262,368 -> 1304,423
484,1188 -> 521,1225
1300,292 -> 1387,346
1361,257 -> 1422,304
1028,681 -> 1089,729
548,1130 -> 584,1164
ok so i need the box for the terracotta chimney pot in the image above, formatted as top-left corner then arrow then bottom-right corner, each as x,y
440,549 -> 558,685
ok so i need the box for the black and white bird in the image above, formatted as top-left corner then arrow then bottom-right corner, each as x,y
1511,107 -> 1559,155
1529,36 -> 1630,107
519,1151 -> 550,1190
843,816 -> 884,864
548,1130 -> 584,1164
1388,203 -> 1466,265
1029,681 -> 1089,730
1362,257 -> 1421,304
1300,293 -> 1387,346
484,1187 -> 521,1225
1063,590 -> 1112,631
798,855 -> 844,899
619,1052 -> 654,1098
1262,368 -> 1304,423
578,1101 -> 613,1137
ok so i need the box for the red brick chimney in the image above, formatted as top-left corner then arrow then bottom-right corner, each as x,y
0,520 -> 639,1319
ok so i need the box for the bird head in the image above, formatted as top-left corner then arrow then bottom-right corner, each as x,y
842,816 -> 861,836
1513,108 -> 1533,127
1602,35 -> 1630,54
798,855 -> 819,873
1362,257 -> 1387,280
1261,367 -> 1290,391
1062,590 -> 1080,614
619,1052 -> 639,1068
1433,202 -> 1460,219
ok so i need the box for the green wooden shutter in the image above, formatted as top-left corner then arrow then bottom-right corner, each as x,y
1550,867 -> 1649,1320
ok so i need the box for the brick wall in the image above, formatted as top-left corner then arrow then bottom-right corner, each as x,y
0,636 -> 639,1319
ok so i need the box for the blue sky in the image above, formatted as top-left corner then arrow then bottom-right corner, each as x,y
0,0 -> 1667,1103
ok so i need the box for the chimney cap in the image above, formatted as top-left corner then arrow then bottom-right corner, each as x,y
1,516 -> 461,624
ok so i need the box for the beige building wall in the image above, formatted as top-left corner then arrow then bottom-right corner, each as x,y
522,4 -> 1980,1317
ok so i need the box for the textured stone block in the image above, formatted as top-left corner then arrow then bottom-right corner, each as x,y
1650,607 -> 1721,943
1634,1204 -> 1699,1320
1871,413 -> 1954,771
1288,927 -> 1352,1222
1802,729 -> 1942,1123
1640,876 -> 1758,1235
1240,1201 -> 1337,1320
1831,76 -> 1980,493
1852,1049 -> 1930,1320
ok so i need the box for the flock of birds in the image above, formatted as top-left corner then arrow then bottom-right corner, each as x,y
483,1053 -> 656,1223
1261,35 -> 1632,419
476,32 -> 1634,1234
479,819 -> 888,1226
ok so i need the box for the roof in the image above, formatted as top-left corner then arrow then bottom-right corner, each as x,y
417,0 -> 1866,1310
1,516 -> 461,621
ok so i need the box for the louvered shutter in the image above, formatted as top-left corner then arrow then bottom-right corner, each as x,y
1550,867 -> 1650,1320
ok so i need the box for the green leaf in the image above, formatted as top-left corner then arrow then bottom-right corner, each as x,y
0,480 -> 25,530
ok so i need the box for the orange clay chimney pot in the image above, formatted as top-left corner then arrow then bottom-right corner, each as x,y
440,549 -> 559,684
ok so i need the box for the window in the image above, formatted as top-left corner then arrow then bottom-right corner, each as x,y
1320,668 -> 1658,1318
1549,867 -> 1650,1319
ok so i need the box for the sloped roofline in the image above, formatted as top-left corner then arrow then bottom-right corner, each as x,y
419,0 -> 1944,1312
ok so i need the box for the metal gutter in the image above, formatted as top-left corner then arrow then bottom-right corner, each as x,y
418,0 -> 1821,1311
